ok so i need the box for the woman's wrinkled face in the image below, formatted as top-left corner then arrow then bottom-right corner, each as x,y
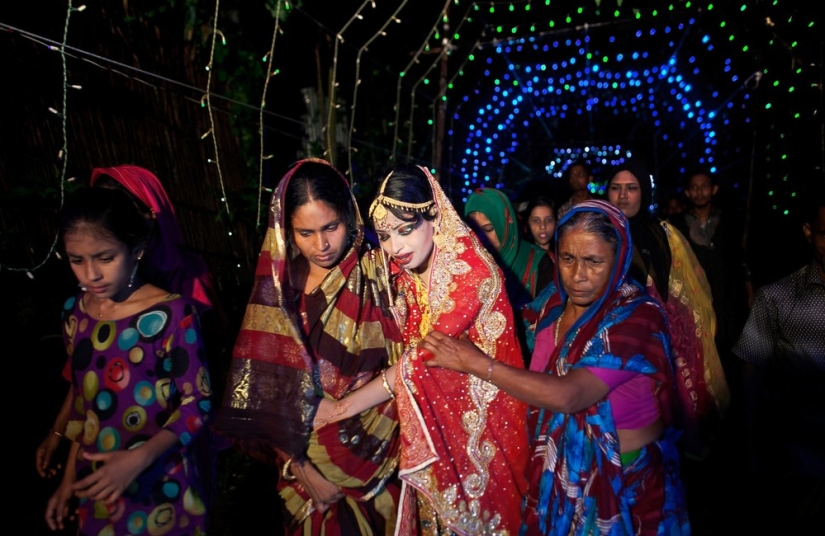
374,210 -> 435,275
557,230 -> 616,309
607,171 -> 642,218
528,205 -> 556,248
466,211 -> 501,251
290,200 -> 348,270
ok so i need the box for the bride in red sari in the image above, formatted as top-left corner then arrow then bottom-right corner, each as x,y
314,164 -> 529,535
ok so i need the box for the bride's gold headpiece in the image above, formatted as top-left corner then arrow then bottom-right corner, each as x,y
368,170 -> 435,229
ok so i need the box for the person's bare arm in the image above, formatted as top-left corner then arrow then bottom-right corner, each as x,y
70,430 -> 179,504
36,387 -> 72,478
273,447 -> 343,512
313,364 -> 396,429
421,331 -> 609,413
45,441 -> 79,531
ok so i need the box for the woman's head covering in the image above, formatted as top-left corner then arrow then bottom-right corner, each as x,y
606,160 -> 671,299
464,187 -> 545,304
552,199 -> 634,332
90,165 -> 213,309
608,160 -> 653,216
369,164 -> 484,304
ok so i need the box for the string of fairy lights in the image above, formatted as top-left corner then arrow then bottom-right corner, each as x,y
390,0 -> 453,162
453,1 -> 816,209
457,18 -> 715,195
325,0 -> 375,163
405,7 -> 475,163
346,0 -> 408,187
257,0 -> 285,229
0,0 -> 817,278
202,0 -> 231,220
0,2 -> 86,279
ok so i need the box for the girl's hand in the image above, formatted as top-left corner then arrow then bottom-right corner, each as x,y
45,469 -> 76,530
71,449 -> 148,504
36,432 -> 62,478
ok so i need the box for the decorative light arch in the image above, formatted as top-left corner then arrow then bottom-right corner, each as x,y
453,14 -> 754,200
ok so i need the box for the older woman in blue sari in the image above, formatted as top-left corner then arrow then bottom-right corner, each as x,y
421,200 -> 690,535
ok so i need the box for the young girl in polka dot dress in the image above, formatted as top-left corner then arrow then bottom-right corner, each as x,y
45,187 -> 213,535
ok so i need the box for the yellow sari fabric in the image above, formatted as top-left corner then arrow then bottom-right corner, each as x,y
662,221 -> 730,456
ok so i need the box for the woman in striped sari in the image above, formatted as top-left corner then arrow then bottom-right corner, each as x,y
217,159 -> 405,535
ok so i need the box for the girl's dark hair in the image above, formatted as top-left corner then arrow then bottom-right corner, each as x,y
60,187 -> 151,252
284,161 -> 357,238
93,174 -> 153,219
558,210 -> 618,253
375,164 -> 437,224
524,196 -> 555,218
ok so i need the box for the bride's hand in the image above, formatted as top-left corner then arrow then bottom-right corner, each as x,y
313,399 -> 334,430
313,399 -> 351,429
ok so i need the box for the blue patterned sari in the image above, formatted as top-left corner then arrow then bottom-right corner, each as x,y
520,201 -> 690,536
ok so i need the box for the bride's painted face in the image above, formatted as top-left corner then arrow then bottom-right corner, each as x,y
373,210 -> 435,275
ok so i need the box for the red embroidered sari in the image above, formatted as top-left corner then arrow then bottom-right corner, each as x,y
385,168 -> 529,535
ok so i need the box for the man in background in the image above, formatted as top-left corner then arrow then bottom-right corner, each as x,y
670,170 -> 752,385
556,159 -> 594,219
733,195 -> 825,532
662,190 -> 686,220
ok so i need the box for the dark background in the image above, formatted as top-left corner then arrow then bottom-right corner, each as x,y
2,1 -> 822,534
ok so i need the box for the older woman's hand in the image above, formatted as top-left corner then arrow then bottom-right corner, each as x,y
421,331 -> 488,376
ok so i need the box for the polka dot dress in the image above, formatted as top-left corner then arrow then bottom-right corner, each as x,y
61,294 -> 212,536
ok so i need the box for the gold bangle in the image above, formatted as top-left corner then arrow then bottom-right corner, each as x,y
381,368 -> 395,400
485,360 -> 496,382
281,457 -> 298,481
49,429 -> 65,439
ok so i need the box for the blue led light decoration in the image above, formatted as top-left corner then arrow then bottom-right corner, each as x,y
454,12 -> 754,197
543,145 -> 634,198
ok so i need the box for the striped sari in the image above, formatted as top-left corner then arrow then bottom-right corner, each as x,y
217,159 -> 404,535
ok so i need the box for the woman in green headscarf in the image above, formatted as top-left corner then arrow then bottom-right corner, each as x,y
465,187 -> 554,309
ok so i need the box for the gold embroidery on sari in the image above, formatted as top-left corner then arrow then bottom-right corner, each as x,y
409,466 -> 509,535
383,167 -> 524,535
